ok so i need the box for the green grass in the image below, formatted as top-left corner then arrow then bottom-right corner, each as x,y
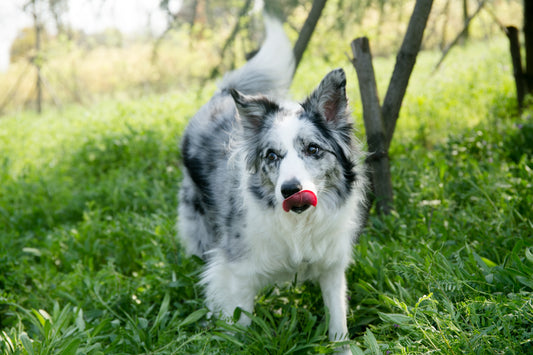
1,37 -> 532,354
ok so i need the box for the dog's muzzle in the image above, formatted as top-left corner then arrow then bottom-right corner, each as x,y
281,180 -> 317,213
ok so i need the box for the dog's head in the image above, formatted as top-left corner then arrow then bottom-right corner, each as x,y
231,68 -> 359,214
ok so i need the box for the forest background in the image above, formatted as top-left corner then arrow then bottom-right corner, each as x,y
0,0 -> 522,113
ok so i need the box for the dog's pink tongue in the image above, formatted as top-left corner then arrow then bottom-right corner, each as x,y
282,190 -> 318,212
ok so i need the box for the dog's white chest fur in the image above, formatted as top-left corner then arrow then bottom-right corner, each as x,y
242,195 -> 357,282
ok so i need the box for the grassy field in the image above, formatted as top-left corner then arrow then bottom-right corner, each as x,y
1,36 -> 532,354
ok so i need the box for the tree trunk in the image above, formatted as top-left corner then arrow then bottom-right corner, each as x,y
461,0 -> 469,44
382,0 -> 434,150
524,0 -> 533,94
507,26 -> 526,108
440,0 -> 451,50
350,38 -> 393,215
349,0 -> 434,215
292,0 -> 328,73
33,2 -> 42,114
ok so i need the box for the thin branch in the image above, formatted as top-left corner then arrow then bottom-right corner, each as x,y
432,0 -> 486,73
292,0 -> 328,74
208,0 -> 254,80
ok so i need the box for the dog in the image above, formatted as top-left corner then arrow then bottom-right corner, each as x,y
178,14 -> 368,349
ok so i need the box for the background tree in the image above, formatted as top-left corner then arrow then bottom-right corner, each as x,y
9,28 -> 46,63
351,0 -> 434,214
524,0 -> 533,96
24,0 -> 44,113
292,0 -> 328,72
1,0 -> 522,114
7,0 -> 70,113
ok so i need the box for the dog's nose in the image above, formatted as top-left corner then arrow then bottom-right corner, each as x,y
281,179 -> 302,199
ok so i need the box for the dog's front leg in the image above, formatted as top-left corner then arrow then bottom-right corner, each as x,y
319,267 -> 349,342
203,257 -> 257,326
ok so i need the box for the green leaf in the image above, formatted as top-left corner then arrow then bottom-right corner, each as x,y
19,333 -> 34,355
60,338 -> 82,355
525,247 -> 533,264
350,343 -> 365,355
31,309 -> 47,327
364,328 -> 381,355
150,292 -> 170,332
516,276 -> 533,289
178,308 -> 208,328
247,309 -> 273,336
75,309 -> 85,332
378,312 -> 412,325
90,318 -> 110,337
481,257 -> 497,268
213,331 -> 244,348
472,252 -> 491,273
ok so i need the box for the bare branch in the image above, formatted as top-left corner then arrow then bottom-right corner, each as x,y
382,0 -> 434,150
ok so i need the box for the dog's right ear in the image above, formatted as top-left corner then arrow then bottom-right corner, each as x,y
229,89 -> 279,132
229,89 -> 279,173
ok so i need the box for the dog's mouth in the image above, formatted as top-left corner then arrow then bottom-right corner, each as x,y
282,190 -> 317,214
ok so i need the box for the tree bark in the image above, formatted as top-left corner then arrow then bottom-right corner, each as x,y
349,0 -> 434,215
525,0 -> 533,93
507,26 -> 526,109
461,0 -> 469,43
350,38 -> 393,215
292,0 -> 328,73
382,0 -> 434,150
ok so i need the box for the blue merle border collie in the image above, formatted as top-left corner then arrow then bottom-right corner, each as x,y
178,14 -> 368,349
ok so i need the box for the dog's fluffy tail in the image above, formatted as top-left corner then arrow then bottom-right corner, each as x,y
219,14 -> 295,96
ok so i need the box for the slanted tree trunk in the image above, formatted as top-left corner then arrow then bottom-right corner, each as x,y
382,0 -> 434,150
293,0 -> 328,73
350,0 -> 433,214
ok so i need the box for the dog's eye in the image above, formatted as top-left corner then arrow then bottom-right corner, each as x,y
266,150 -> 279,162
306,144 -> 320,156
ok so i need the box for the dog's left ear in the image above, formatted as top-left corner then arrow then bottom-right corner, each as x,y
302,68 -> 349,124
229,89 -> 279,132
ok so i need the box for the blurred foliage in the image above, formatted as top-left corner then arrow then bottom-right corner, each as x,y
0,0 -> 522,114
9,27 -> 50,63
504,121 -> 533,163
